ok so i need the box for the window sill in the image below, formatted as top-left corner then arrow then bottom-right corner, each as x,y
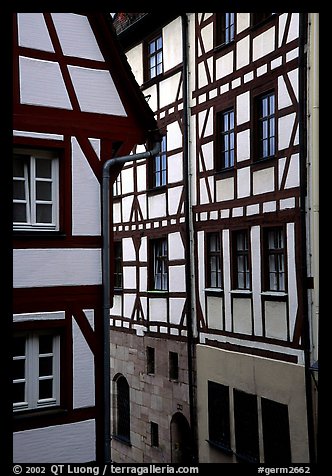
205,288 -> 224,297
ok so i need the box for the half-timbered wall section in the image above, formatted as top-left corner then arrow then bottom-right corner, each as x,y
111,14 -> 194,464
115,12 -> 315,464
12,12 -> 157,463
192,13 -> 310,463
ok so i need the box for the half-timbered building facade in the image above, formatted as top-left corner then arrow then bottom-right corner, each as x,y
12,12 -> 157,463
113,12 -> 318,464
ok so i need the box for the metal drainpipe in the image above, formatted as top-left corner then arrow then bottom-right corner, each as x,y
298,13 -> 316,463
181,13 -> 198,464
102,138 -> 161,463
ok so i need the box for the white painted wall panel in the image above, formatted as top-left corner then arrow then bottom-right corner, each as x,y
199,22 -> 214,53
285,154 -> 300,189
13,249 -> 102,287
169,266 -> 186,293
14,311 -> 65,322
137,164 -> 147,192
123,237 -> 136,261
163,18 -> 183,71
236,36 -> 250,69
123,266 -> 137,289
159,73 -> 182,109
237,167 -> 250,198
253,27 -> 275,61
13,420 -> 96,463
72,138 -> 101,236
18,13 -> 54,52
169,298 -> 185,325
237,129 -> 250,162
19,56 -> 72,109
168,232 -> 184,260
236,92 -> 250,125
168,153 -> 183,183
149,298 -> 167,322
216,51 -> 233,79
253,167 -> 274,195
207,297 -> 223,330
68,66 -> 127,116
167,121 -> 183,151
148,193 -> 166,219
251,226 -> 263,336
236,13 -> 250,33
287,223 -> 298,339
216,177 -> 234,201
278,76 -> 293,109
222,230 -> 232,332
121,167 -> 134,194
126,44 -> 144,85
51,13 -> 104,61
122,196 -> 133,222
265,300 -> 288,340
72,319 -> 95,408
233,297 -> 252,334
278,113 -> 296,150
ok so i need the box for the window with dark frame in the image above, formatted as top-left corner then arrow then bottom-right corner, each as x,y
151,421 -> 159,447
13,148 -> 59,231
169,351 -> 179,380
216,13 -> 235,46
217,108 -> 235,170
233,230 -> 250,290
13,332 -> 60,412
150,238 -> 168,291
255,91 -> 276,160
263,228 -> 286,292
207,232 -> 222,288
114,241 -> 123,289
152,135 -> 167,188
146,346 -> 155,375
147,34 -> 163,80
115,375 -> 130,442
208,381 -> 231,451
261,398 -> 291,463
233,389 -> 259,463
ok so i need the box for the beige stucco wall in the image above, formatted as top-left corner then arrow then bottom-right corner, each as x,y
196,344 -> 310,463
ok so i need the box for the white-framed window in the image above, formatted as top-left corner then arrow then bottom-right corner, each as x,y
13,331 -> 61,411
13,148 -> 59,231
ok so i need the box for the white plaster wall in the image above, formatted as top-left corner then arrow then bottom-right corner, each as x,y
168,152 -> 183,183
253,167 -> 275,195
148,193 -> 166,218
123,266 -> 137,289
264,300 -> 288,340
139,236 -> 147,262
13,420 -> 96,463
233,297 -> 252,334
201,142 -> 214,171
216,51 -> 233,79
287,223 -> 298,339
18,13 -> 54,52
237,129 -> 250,162
149,298 -> 167,322
122,237 -> 136,261
159,72 -> 182,109
168,232 -> 184,260
285,154 -> 300,189
253,27 -> 275,61
123,293 -> 135,319
163,17 -> 183,71
216,177 -> 234,201
251,226 -> 263,336
72,319 -> 95,408
111,294 -> 122,316
122,196 -> 133,222
169,298 -> 185,325
52,13 -> 104,61
236,13 -> 250,33
207,296 -> 223,330
169,265 -> 186,293
278,75 -> 293,109
199,22 -> 214,54
222,230 -> 232,332
72,137 -> 101,236
236,36 -> 250,70
68,65 -> 127,116
121,167 -> 134,194
197,231 -> 206,316
125,44 -> 143,85
167,121 -> 183,151
237,167 -> 250,198
13,248 -> 101,287
278,113 -> 296,150
19,56 -> 72,109
236,91 -> 250,125
113,201 -> 121,224
136,164 -> 147,192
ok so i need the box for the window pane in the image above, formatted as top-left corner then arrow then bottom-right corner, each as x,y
36,204 -> 52,223
39,378 -> 53,400
13,382 -> 26,404
149,41 -> 155,54
13,157 -> 25,177
13,203 -> 27,223
13,181 -> 26,200
39,335 -> 53,354
39,356 -> 53,377
36,181 -> 52,200
13,359 -> 25,380
13,337 -> 26,357
36,159 -> 52,178
156,37 -> 162,49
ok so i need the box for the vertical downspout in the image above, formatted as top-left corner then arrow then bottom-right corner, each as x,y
299,12 -> 316,463
181,13 -> 198,464
102,140 -> 161,463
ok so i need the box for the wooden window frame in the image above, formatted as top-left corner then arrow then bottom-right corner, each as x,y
114,240 -> 123,290
13,148 -> 60,232
216,108 -> 235,171
206,232 -> 223,289
253,89 -> 276,162
231,229 -> 251,290
144,32 -> 163,82
150,135 -> 167,189
262,227 -> 287,292
149,237 -> 168,292
13,331 -> 61,412
216,13 -> 235,47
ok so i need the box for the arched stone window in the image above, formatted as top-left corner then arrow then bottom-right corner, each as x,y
113,374 -> 130,443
